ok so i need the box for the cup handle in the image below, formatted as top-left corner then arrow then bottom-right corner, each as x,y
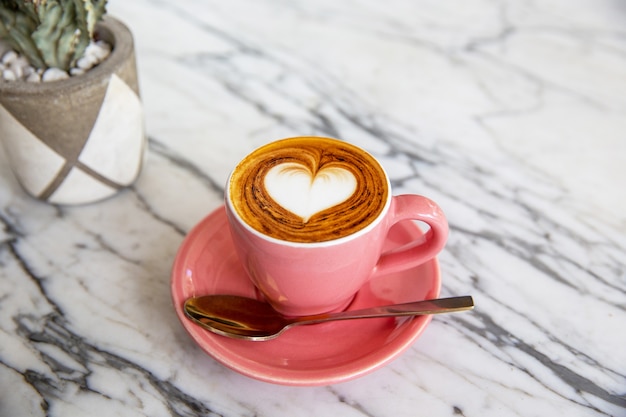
372,194 -> 449,278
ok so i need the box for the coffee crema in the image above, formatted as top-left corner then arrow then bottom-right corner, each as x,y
228,137 -> 389,243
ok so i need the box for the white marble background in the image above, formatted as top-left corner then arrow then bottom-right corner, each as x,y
1,0 -> 625,416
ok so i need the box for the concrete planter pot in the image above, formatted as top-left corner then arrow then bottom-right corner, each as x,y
0,16 -> 146,205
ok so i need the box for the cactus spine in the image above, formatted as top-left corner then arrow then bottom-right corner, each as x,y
0,0 -> 108,71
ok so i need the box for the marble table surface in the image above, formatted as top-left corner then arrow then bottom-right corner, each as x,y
1,1 -> 625,416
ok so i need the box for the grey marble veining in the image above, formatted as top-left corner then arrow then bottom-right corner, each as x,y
1,0 -> 625,416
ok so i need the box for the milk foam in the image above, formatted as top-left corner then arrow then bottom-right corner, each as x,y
264,162 -> 357,222
228,136 -> 389,243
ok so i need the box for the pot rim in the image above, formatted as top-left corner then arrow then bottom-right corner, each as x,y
0,16 -> 133,96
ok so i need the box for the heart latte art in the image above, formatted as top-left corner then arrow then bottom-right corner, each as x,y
264,163 -> 357,223
228,137 -> 389,243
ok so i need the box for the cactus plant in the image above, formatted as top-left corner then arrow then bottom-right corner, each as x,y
0,0 -> 107,71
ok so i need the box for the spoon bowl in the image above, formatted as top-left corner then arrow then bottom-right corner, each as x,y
184,295 -> 474,341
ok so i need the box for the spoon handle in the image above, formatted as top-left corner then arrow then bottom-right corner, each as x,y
292,296 -> 474,325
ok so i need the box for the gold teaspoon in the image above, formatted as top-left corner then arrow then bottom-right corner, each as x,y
184,295 -> 474,341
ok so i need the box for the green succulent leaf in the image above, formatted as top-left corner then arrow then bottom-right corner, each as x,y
0,0 -> 107,71
0,6 -> 46,68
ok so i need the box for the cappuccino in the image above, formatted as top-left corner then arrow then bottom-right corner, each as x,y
228,137 -> 389,243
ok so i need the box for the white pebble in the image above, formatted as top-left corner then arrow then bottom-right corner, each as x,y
70,67 -> 85,76
86,40 -> 111,61
26,72 -> 41,83
10,57 -> 30,78
3,69 -> 17,81
96,39 -> 112,51
13,56 -> 30,68
2,50 -> 17,64
22,65 -> 34,77
76,54 -> 98,70
42,67 -> 69,82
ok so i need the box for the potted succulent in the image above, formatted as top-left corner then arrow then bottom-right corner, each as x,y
0,0 -> 145,205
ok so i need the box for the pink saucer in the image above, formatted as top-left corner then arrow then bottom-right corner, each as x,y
171,206 -> 441,386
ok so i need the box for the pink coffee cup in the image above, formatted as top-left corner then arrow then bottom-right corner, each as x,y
225,138 -> 448,316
